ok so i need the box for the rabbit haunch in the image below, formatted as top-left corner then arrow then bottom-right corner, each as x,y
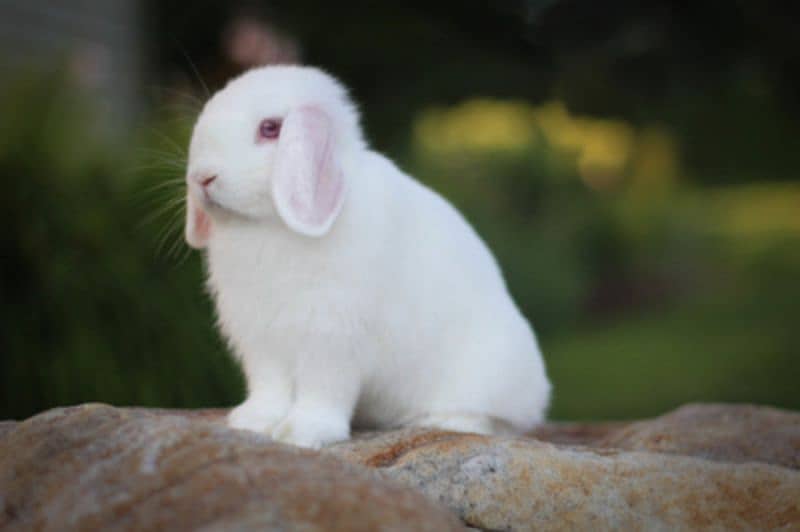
184,65 -> 551,448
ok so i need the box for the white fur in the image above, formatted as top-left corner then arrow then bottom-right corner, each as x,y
185,65 -> 551,448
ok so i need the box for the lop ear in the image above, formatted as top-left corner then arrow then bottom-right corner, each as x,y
271,106 -> 345,237
185,193 -> 211,249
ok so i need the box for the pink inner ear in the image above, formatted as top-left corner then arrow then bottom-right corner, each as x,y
272,106 -> 345,236
194,206 -> 211,241
292,112 -> 343,226
185,193 -> 211,249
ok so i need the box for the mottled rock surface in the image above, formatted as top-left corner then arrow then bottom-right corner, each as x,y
0,405 -> 462,531
1,403 -> 799,531
329,427 -> 799,530
596,403 -> 800,469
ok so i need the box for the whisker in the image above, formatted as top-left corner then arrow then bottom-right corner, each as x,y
131,150 -> 187,163
138,182 -> 186,200
148,84 -> 205,108
145,129 -> 188,159
155,212 -> 184,259
161,208 -> 189,261
138,196 -> 186,230
124,165 -> 185,180
173,248 -> 194,269
139,193 -> 185,213
152,221 -> 174,255
134,147 -> 187,165
173,37 -> 211,98
167,224 -> 188,259
137,179 -> 186,195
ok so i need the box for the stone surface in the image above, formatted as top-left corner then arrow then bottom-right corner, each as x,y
0,404 -> 462,532
0,422 -> 16,441
328,425 -> 800,530
1,403 -> 799,531
596,403 -> 800,469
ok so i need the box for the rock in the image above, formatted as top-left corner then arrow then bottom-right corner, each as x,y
327,425 -> 800,531
0,404 -> 463,531
596,403 -> 800,469
0,421 -> 16,441
527,419 -> 629,446
1,403 -> 799,531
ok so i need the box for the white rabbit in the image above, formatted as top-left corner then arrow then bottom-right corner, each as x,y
184,65 -> 551,448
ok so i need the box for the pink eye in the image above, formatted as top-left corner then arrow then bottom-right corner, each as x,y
258,118 -> 281,141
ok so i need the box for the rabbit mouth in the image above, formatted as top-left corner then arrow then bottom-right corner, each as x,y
201,194 -> 257,221
191,184 -> 228,214
189,187 -> 228,216
203,196 -> 235,217
201,194 -> 222,210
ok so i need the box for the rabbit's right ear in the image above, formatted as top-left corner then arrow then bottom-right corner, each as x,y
185,193 -> 211,249
271,106 -> 345,237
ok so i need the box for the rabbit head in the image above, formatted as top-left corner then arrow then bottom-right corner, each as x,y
184,66 -> 365,248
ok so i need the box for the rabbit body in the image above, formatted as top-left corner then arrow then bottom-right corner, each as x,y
186,66 -> 550,448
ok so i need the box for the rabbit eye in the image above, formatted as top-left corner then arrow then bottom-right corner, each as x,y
257,118 -> 281,141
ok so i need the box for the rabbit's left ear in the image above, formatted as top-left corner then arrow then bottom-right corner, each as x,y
271,106 -> 345,237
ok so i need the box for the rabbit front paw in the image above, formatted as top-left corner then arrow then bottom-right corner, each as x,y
228,399 -> 288,433
271,408 -> 350,449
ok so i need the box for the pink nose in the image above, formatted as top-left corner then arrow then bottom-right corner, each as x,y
199,175 -> 217,188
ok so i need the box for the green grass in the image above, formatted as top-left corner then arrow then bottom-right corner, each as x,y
546,275 -> 799,420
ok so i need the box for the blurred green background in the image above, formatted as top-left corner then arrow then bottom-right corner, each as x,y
2,1 -> 799,421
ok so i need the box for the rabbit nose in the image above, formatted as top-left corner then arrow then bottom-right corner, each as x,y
199,175 -> 217,187
189,172 -> 218,189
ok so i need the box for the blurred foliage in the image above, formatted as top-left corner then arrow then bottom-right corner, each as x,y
409,93 -> 800,420
2,0 -> 800,421
0,72 -> 243,418
150,0 -> 800,175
